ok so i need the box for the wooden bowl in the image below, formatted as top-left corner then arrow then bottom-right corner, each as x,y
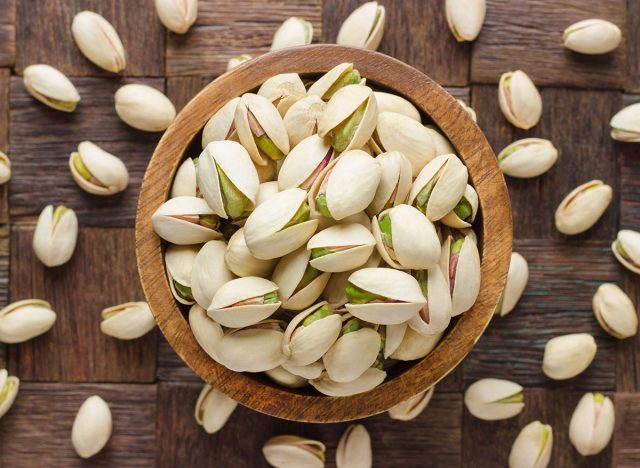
136,45 -> 512,423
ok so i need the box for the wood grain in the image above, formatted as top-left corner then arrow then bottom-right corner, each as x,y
0,0 -> 15,67
618,95 -> 640,230
167,76 -> 211,113
0,69 -> 9,223
0,225 -> 10,370
613,393 -> 640,467
625,0 -> 640,92
156,337 -> 201,383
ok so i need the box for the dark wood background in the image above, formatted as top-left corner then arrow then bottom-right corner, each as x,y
0,0 -> 638,466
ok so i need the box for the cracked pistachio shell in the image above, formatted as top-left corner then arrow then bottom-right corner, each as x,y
569,393 -> 615,456
215,320 -> 286,372
499,70 -> 542,130
563,19 -> 621,55
408,154 -> 469,221
391,329 -> 442,361
322,250 -> 382,308
207,277 -> 280,328
189,304 -> 223,360
194,384 -> 237,434
497,252 -> 529,317
498,138 -> 559,178
346,268 -> 426,325
265,366 -> 309,389
445,0 -> 486,42
244,188 -> 319,260
307,223 -> 376,273
258,73 -> 306,116
508,421 -> 553,468
165,244 -> 199,305
542,333 -> 597,380
426,126 -> 455,156
152,196 -> 222,245
0,151 -> 10,185
0,299 -> 55,344
192,240 -> 235,309
309,150 -> 381,220
310,368 -> 386,397
0,369 -> 19,419
366,151 -> 412,216
464,378 -> 525,421
115,84 -> 176,132
283,301 -> 342,366
613,229 -> 640,274
69,141 -> 129,196
554,180 -> 612,235
458,99 -> 477,122
307,63 -> 362,100
272,247 -> 330,310
155,0 -> 197,34
263,435 -> 326,468
72,11 -> 126,73
257,181 -> 280,206
225,228 -> 276,278
610,102 -> 640,142
337,424 -> 372,468
441,184 -> 479,228
270,17 -> 313,51
440,235 -> 481,316
283,95 -> 327,148
373,92 -> 420,121
282,360 -> 324,380
71,396 -> 112,459
592,283 -> 638,339
23,64 -> 80,112
323,324 -> 380,383
198,140 -> 259,219
100,302 -> 155,340
408,267 -> 452,337
278,135 -> 336,191
227,54 -> 252,72
171,157 -> 198,198
373,204 -> 441,270
388,386 -> 435,421
33,205 -> 78,267
202,97 -> 241,148
337,1 -> 386,51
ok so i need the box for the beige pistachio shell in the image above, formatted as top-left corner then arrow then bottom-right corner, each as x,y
441,185 -> 478,229
114,84 -> 176,132
270,17 -> 314,51
171,158 -> 198,198
151,196 -> 221,245
258,73 -> 306,116
426,126 -> 455,156
0,299 -> 56,344
192,240 -> 236,309
307,63 -> 357,99
499,70 -> 542,130
282,360 -> 324,380
445,0 -> 486,42
278,134 -> 336,191
194,384 -> 237,434
307,223 -> 376,273
225,228 -> 276,278
497,252 -> 528,317
0,369 -> 19,419
383,322 -> 407,359
366,151 -> 413,216
155,0 -> 197,34
610,102 -> 640,142
33,205 -> 78,267
592,283 -> 638,339
388,386 -> 435,421
464,378 -> 525,421
23,64 -> 81,112
322,250 -> 382,308
208,277 -> 280,328
542,333 -> 597,380
272,246 -> 330,310
257,181 -> 280,206
498,138 -> 559,178
264,366 -> 309,389
215,320 -> 286,372
0,151 -> 10,185
310,368 -> 386,397
391,329 -> 442,361
337,1 -> 386,51
71,11 -> 126,73
283,95 -> 327,147
324,326 -> 381,383
69,141 -> 129,196
612,229 -> 640,274
554,180 -> 613,235
263,435 -> 326,468
100,302 -> 156,340
202,97 -> 240,148
373,92 -> 420,121
71,395 -> 112,459
165,244 -> 199,305
563,19 -> 621,55
189,304 -> 223,360
440,235 -> 481,316
409,267 -> 452,336
569,392 -> 615,456
336,424 -> 372,468
508,420 -> 553,468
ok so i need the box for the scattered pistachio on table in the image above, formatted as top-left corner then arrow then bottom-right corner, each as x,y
554,180 -> 613,235
337,1 -> 386,51
569,393 -> 615,456
114,84 -> 176,132
497,138 -> 559,179
71,395 -> 112,459
563,19 -> 622,55
23,64 -> 81,112
592,283 -> 638,339
612,229 -> 640,274
464,378 -> 525,421
194,384 -> 237,434
0,369 -> 19,419
336,424 -> 372,468
498,70 -> 543,130
33,205 -> 78,267
610,102 -> 640,142
0,151 -> 10,185
71,11 -> 126,73
226,54 -> 252,72
388,386 -> 435,421
0,299 -> 56,344
508,421 -> 553,468
100,301 -> 156,340
69,141 -> 129,196
496,252 -> 529,317
542,333 -> 597,380
270,17 -> 313,51
445,0 -> 486,42
263,435 -> 326,468
154,0 -> 197,34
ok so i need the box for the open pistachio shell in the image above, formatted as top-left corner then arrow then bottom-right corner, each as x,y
499,70 -> 542,130
388,386 -> 435,421
202,97 -> 240,148
165,244 -> 199,305
194,384 -> 237,434
307,63 -> 360,100
336,424 -> 373,468
554,180 -> 613,235
225,228 -> 276,278
265,366 -> 309,388
366,151 -> 413,216
215,320 -> 286,372
307,223 -> 376,273
391,329 -> 443,361
441,184 -> 479,228
256,181 -> 279,206
0,369 -> 19,419
283,95 -> 327,148
497,252 -> 528,317
425,126 -> 455,157
409,267 -> 452,336
610,102 -> 640,142
324,323 -> 381,383
337,1 -> 386,51
152,196 -> 222,245
563,19 -> 622,55
445,0 -> 486,42
592,283 -> 638,339
69,141 -> 128,196
0,299 -> 56,344
509,420 -> 553,468
32,205 -> 78,267
323,250 -> 382,308
100,301 -> 156,340
257,73 -> 306,116
440,235 -> 481,316
263,435 -> 325,468
23,64 -> 81,112
498,138 -> 559,178
464,378 -> 525,421
270,17 -> 313,51
373,92 -> 420,121
189,304 -> 223,361
208,277 -> 280,328
282,360 -> 324,380
384,322 -> 407,358
310,368 -> 386,396
569,392 -> 615,456
612,229 -> 640,274
278,134 -> 336,191
0,151 -> 10,185
192,240 -> 236,309
71,11 -> 126,73
171,157 -> 198,198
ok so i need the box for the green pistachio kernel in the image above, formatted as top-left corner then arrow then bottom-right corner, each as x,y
216,163 -> 249,219
415,179 -> 436,213
311,247 -> 332,259
324,69 -> 362,100
0,379 -> 15,403
451,238 -> 465,254
616,240 -> 630,260
254,134 -> 285,161
496,392 -> 524,404
302,305 -> 334,327
378,215 -> 393,249
593,392 -> 606,404
539,425 -> 551,458
173,281 -> 193,301
263,291 -> 279,304
372,360 -> 384,370
340,317 -> 361,335
316,194 -> 332,218
72,152 -> 93,180
199,214 -> 219,229
453,198 -> 472,220
498,144 -> 522,162
52,205 -> 69,227
283,202 -> 311,229
415,270 -> 428,297
345,283 -> 387,304
332,101 -> 366,153
295,265 -> 323,293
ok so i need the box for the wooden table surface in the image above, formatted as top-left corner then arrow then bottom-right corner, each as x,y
0,1 -> 638,466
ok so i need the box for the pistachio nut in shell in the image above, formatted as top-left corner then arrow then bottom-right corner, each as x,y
165,244 -> 199,305
592,283 -> 638,339
257,181 -> 280,207
569,392 -> 615,456
612,229 -> 640,274
373,204 -> 441,270
542,333 -> 597,380
554,180 -> 612,235
100,302 -> 156,340
272,246 -> 330,311
307,63 -> 363,101
263,435 -> 326,468
225,228 -> 276,278
270,17 -> 313,51
152,196 -> 221,245
337,1 -> 386,51
114,84 -> 176,132
499,70 -> 542,130
215,320 -> 286,373
171,157 -> 198,198
391,329 -> 443,361
563,19 -> 621,55
258,73 -> 306,116
23,64 -> 80,112
227,54 -> 252,72
445,0 -> 486,42
441,184 -> 479,229
69,141 -> 129,196
610,102 -> 640,142
154,0 -> 197,34
189,304 -> 223,361
336,424 -> 372,468
0,299 -> 56,344
278,134 -> 337,191
0,151 -> 10,185
282,360 -> 324,380
345,268 -> 426,325
464,378 -> 525,421
388,386 -> 435,421
194,384 -> 237,434
322,250 -> 382,308
508,421 -> 553,468
307,223 -> 375,273
498,138 -> 558,178
408,267 -> 452,336
208,277 -> 280,328
33,205 -> 78,267
202,97 -> 240,148
192,240 -> 236,309
71,395 -> 112,459
0,369 -> 19,419
71,11 -> 126,73
310,368 -> 386,397
243,188 -> 318,260
373,92 -> 420,121
425,126 -> 455,157
366,151 -> 412,216
383,322 -> 407,359
440,235 -> 481,316
496,252 -> 529,317
283,95 -> 327,148
265,366 -> 308,389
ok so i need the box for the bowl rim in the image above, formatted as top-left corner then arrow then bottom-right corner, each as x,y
135,44 -> 512,423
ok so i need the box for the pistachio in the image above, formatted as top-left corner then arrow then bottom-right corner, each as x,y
171,157 -> 198,198
458,99 -> 477,122
257,181 -> 280,206
263,435 -> 326,468
391,329 -> 443,361
0,299 -> 56,344
542,333 -> 597,380
23,64 -> 81,112
227,54 -> 252,72
225,228 -> 276,278
270,17 -> 313,51
408,267 -> 452,336
498,70 -> 542,130
322,250 -> 382,308
498,138 -> 558,179
71,395 -> 112,459
152,196 -> 222,244
554,180 -> 612,235
194,384 -> 237,434
264,366 -> 309,389
592,283 -> 638,339
373,92 -> 420,121
202,97 -> 241,148
192,240 -> 236,309
337,1 -> 386,51
464,378 -> 525,421
383,322 -> 407,358
258,73 -> 306,116
612,229 -> 640,274
33,205 -> 78,267
114,84 -> 176,132
71,11 -> 126,73
307,63 -> 364,101
508,421 -> 553,468
495,252 -> 529,317
100,302 -> 156,340
569,393 -> 615,456
310,368 -> 386,396
208,277 -> 280,328
441,184 -> 479,229
272,247 -> 330,310
0,369 -> 19,419
425,126 -> 456,156
165,244 -> 199,305
388,386 -> 435,421
440,235 -> 481,316
215,320 -> 286,372
278,135 -> 337,191
336,424 -> 372,468
69,141 -> 129,196
282,360 -> 324,380
154,0 -> 197,34
445,0 -> 486,42
188,304 -> 223,360
0,151 -> 10,185
610,102 -> 640,142
308,223 -> 376,273
283,95 -> 327,147
563,19 -> 621,55
366,151 -> 413,216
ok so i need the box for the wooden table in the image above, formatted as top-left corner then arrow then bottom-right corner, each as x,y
0,1 -> 638,466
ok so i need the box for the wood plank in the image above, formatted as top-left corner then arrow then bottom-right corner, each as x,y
0,383 -> 156,466
167,76 -> 210,113
8,76 -> 163,226
626,0 -> 640,92
0,69 -> 10,224
0,0 -> 16,67
613,393 -> 640,467
8,225 -> 157,382
618,95 -> 640,229
471,0 -> 627,89
0,225 -> 10,370
156,337 -> 201,383
16,0 -> 164,76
